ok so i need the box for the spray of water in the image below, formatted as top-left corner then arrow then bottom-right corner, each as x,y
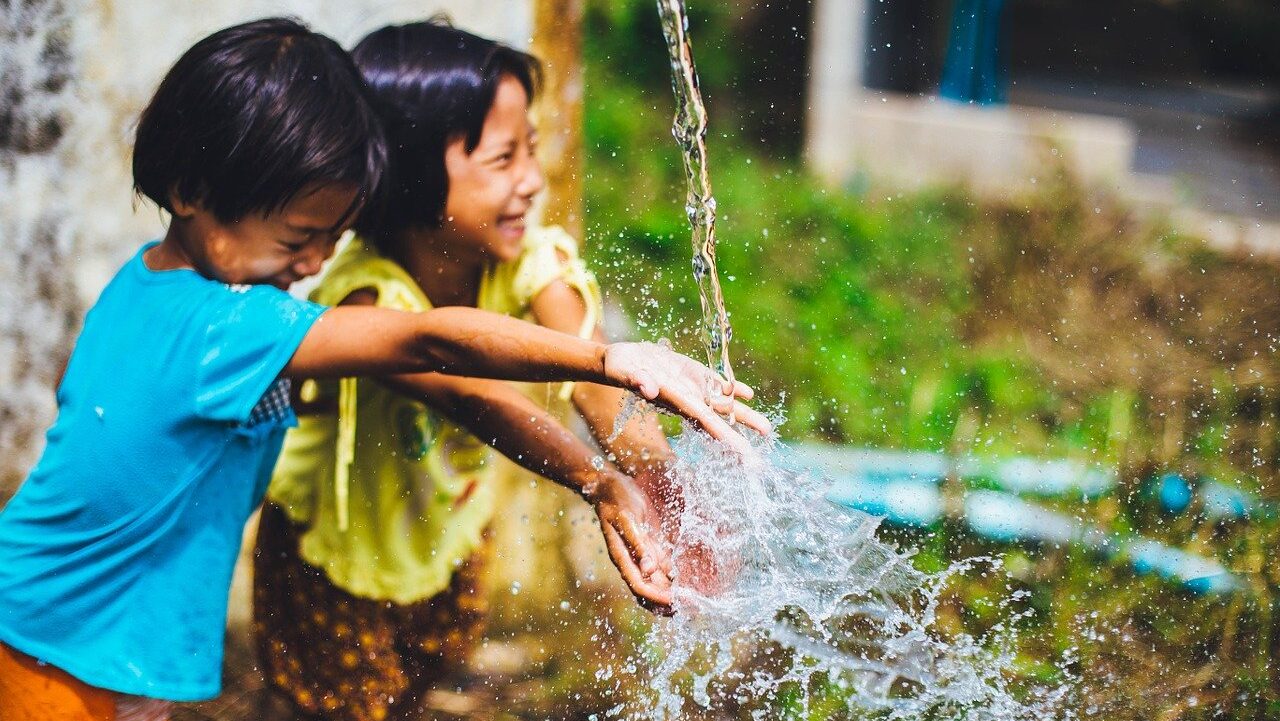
609,425 -> 1077,720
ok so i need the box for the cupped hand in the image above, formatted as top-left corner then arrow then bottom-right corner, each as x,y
602,342 -> 771,453
586,471 -> 676,614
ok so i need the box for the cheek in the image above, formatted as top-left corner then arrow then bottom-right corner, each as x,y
253,255 -> 292,276
446,190 -> 498,229
469,171 -> 517,211
227,243 -> 291,280
442,181 -> 480,223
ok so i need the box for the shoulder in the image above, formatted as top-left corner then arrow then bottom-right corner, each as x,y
312,236 -> 428,311
518,225 -> 581,265
508,226 -> 591,301
208,283 -> 327,334
98,248 -> 299,321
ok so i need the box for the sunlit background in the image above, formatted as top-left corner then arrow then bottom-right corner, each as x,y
3,0 -> 1280,718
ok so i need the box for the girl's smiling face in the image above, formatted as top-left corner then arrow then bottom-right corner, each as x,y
435,74 -> 544,264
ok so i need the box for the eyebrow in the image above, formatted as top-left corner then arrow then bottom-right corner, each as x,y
489,139 -> 517,153
284,223 -> 332,235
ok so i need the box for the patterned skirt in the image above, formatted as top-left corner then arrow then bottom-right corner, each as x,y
252,503 -> 490,721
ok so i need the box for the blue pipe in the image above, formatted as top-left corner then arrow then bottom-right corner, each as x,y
820,474 -> 1237,594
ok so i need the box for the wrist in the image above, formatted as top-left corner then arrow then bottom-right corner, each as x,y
592,342 -> 610,385
579,467 -> 626,504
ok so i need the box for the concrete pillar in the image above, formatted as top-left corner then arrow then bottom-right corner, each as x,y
804,0 -> 867,183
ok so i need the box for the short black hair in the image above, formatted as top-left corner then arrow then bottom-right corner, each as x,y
133,17 -> 387,226
350,19 -> 540,243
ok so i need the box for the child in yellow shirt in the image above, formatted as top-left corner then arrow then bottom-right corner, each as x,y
253,19 -> 770,721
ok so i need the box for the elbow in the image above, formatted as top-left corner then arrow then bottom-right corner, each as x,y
406,313 -> 460,374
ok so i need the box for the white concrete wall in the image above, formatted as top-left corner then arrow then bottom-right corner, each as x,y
817,92 -> 1136,197
805,0 -> 1136,196
73,0 -> 532,302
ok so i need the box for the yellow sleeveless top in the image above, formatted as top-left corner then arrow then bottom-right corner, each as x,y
267,226 -> 602,604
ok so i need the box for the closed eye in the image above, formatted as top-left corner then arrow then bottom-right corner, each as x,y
487,139 -> 518,166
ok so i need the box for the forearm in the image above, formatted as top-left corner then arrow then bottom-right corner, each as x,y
288,305 -> 609,384
291,304 -> 765,451
416,307 -> 610,384
573,381 -> 675,477
388,371 -> 674,610
391,373 -> 613,499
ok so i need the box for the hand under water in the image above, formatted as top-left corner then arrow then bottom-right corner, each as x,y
601,341 -> 770,455
585,470 -> 677,614
598,341 -> 767,613
632,463 -> 741,609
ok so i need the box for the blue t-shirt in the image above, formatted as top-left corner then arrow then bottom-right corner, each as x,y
0,242 -> 326,701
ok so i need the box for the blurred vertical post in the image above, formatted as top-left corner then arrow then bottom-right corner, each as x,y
530,0 -> 584,240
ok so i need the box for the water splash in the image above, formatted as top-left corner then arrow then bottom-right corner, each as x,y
608,392 -> 657,445
609,424 -> 1076,720
654,0 -> 734,385
645,6 -> 1074,714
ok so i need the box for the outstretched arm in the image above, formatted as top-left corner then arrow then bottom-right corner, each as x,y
285,303 -> 767,451
380,370 -> 675,612
286,304 -> 604,382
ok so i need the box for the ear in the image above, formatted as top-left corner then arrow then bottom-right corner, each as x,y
168,189 -> 199,219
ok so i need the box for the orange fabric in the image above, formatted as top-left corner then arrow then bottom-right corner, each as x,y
0,643 -> 115,721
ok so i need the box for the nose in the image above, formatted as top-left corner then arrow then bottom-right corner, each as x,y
517,151 -> 545,200
292,243 -> 329,279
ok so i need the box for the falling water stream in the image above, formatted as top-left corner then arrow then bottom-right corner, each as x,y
655,0 -> 734,384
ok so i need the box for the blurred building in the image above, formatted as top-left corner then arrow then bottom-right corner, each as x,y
806,0 -> 1280,250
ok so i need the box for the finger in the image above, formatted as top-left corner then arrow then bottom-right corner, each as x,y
684,407 -> 751,455
633,369 -> 660,400
613,510 -> 661,576
656,382 -> 757,455
643,515 -> 675,579
659,544 -> 675,578
731,402 -> 772,435
707,387 -> 737,415
727,379 -> 755,401
603,522 -> 674,609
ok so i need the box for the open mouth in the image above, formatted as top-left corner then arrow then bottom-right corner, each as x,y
496,214 -> 527,237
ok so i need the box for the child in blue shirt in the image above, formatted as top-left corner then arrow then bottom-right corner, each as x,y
0,17 -> 763,719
